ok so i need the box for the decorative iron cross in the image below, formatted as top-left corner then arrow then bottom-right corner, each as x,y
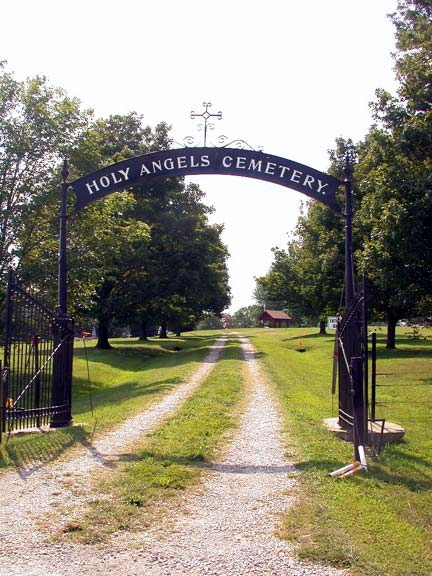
190,102 -> 222,147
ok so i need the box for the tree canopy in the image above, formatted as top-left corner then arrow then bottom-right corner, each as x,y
254,1 -> 432,346
355,0 -> 432,346
0,61 -> 90,279
1,64 -> 231,346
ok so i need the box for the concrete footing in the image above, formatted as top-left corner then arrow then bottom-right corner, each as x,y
323,417 -> 405,445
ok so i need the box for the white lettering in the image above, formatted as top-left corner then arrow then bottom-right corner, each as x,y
201,154 -> 210,167
222,155 -> 233,168
317,179 -> 328,195
236,156 -> 247,169
248,159 -> 263,171
303,174 -> 315,189
265,162 -> 276,175
86,180 -> 100,195
80,153 -> 336,207
190,155 -> 199,168
110,171 -> 122,185
118,167 -> 130,181
290,169 -> 302,184
278,165 -> 291,178
104,168 -> 131,187
177,156 -> 188,169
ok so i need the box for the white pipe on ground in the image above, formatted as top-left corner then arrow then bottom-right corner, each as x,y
328,461 -> 361,477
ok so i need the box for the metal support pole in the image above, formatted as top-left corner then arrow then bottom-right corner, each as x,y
337,145 -> 357,432
58,159 -> 69,314
371,332 -> 377,420
362,276 -> 369,437
51,159 -> 73,428
344,153 -> 355,309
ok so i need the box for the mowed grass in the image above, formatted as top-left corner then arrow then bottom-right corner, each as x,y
238,326 -> 432,576
55,334 -> 245,543
0,334 -> 221,469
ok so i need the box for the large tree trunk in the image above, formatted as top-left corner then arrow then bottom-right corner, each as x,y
96,319 -> 112,349
95,279 -> 114,349
386,309 -> 398,349
138,317 -> 148,341
319,319 -> 327,335
159,320 -> 168,339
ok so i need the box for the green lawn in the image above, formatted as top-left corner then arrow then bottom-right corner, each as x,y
237,326 -> 432,576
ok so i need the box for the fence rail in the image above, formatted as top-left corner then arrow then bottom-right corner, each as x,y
1,271 -> 73,440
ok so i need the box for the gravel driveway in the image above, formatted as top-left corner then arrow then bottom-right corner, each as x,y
0,335 -> 347,576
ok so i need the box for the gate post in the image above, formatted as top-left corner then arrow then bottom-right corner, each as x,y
371,332 -> 377,420
50,313 -> 74,428
337,149 -> 355,431
58,159 -> 69,314
50,160 -> 74,428
343,148 -> 355,309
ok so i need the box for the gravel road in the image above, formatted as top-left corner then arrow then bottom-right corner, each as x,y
0,335 -> 348,576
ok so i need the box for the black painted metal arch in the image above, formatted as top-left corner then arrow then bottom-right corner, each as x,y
70,147 -> 343,214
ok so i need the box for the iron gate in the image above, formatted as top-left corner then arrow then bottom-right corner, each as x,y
1,270 -> 74,438
337,284 -> 368,458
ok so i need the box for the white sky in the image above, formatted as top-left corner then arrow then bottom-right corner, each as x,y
1,0 -> 398,312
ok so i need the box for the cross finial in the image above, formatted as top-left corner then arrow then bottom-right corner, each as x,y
190,102 -> 222,147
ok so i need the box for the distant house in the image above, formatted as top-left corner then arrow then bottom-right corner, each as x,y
258,309 -> 292,328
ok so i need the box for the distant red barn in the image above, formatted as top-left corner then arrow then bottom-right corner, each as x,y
258,309 -> 292,328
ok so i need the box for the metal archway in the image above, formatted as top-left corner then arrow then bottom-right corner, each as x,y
53,146 -> 364,454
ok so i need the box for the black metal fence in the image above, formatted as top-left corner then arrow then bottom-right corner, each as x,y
337,285 -> 368,458
1,271 -> 74,439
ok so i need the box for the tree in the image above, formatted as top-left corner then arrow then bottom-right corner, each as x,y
15,111 -> 174,349
196,313 -> 224,330
232,305 -> 262,328
125,179 -> 231,338
258,2 -> 432,347
69,116 -> 172,347
2,68 -> 231,345
255,197 -> 346,333
0,62 -> 90,280
64,115 -> 230,344
353,0 -> 432,347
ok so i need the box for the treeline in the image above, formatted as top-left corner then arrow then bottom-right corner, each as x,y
254,1 -> 432,348
0,65 -> 231,347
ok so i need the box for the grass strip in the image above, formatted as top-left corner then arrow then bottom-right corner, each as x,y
0,334 -> 220,470
240,327 -> 432,576
58,334 -> 245,543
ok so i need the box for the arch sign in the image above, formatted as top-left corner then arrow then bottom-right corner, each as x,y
59,145 -> 349,314
70,147 -> 343,213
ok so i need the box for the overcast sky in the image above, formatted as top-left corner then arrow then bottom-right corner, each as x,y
1,0 -> 398,312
